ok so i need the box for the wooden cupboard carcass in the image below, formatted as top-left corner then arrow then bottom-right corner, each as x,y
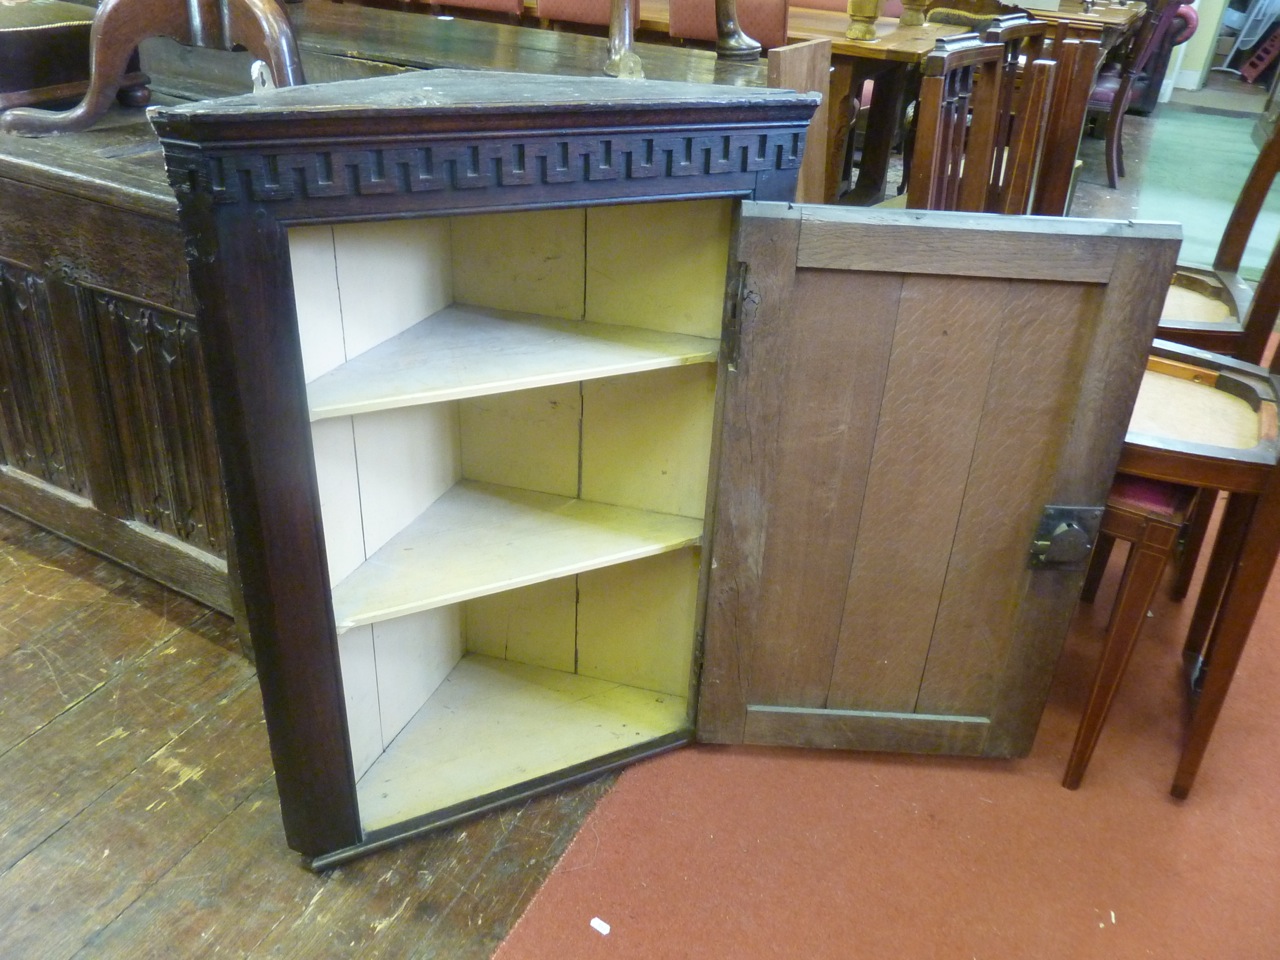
149,69 -> 1179,865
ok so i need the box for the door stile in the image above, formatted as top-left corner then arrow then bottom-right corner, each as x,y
697,206 -> 804,744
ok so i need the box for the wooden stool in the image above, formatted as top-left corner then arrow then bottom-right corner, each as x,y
1064,474 -> 1198,789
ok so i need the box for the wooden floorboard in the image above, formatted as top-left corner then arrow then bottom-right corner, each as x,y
0,508 -> 612,959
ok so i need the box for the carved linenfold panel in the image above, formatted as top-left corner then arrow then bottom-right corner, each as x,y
87,292 -> 227,556
0,260 -> 87,494
167,130 -> 808,205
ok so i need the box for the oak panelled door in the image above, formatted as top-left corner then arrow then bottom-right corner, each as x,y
699,203 -> 1180,758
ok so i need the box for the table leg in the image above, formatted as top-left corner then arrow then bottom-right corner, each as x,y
824,60 -> 856,203
849,62 -> 907,205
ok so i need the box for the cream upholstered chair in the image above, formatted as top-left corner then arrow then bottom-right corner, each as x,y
1159,122 -> 1280,366
1066,342 -> 1280,798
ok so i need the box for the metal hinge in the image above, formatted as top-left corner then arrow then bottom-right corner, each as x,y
724,265 -> 758,371
1028,505 -> 1104,570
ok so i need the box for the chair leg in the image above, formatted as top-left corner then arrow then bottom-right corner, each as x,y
1080,531 -> 1116,604
1064,512 -> 1180,789
1182,492 -> 1254,665
1104,108 -> 1124,188
1173,475 -> 1280,798
1170,490 -> 1217,601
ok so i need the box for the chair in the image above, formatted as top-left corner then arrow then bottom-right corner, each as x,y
1085,0 -> 1184,189
1030,37 -> 1103,216
1158,120 -> 1280,366
981,14 -> 1055,214
0,0 -> 304,136
905,32 -> 1054,213
1144,127 -> 1280,605
1064,341 -> 1280,796
904,34 -> 1002,210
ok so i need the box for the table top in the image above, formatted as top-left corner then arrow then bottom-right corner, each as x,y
1022,0 -> 1145,31
786,7 -> 971,62
295,0 -> 770,87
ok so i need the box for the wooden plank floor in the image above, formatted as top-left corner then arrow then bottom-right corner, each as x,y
0,507 -> 612,959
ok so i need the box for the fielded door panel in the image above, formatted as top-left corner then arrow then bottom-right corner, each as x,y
698,202 -> 1180,758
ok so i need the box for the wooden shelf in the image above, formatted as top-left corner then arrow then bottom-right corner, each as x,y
356,654 -> 689,832
330,480 -> 704,631
306,305 -> 720,421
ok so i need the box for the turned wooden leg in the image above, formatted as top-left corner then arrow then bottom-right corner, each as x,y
899,0 -> 926,26
227,0 -> 306,87
846,0 -> 879,41
605,0 -> 643,77
714,0 -> 762,60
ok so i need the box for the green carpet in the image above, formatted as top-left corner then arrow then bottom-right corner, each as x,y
1136,106 -> 1280,279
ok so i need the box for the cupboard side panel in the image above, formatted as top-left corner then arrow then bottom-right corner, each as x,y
581,366 -> 717,519
465,578 -> 577,672
352,404 -> 461,558
738,267 -> 899,708
312,417 -> 366,587
459,385 -> 580,498
334,219 -> 454,359
451,209 -> 585,321
577,548 -> 701,698
585,199 -> 732,339
289,226 -> 345,383
917,281 -> 1098,716
183,207 -> 361,855
697,212 -> 802,744
825,275 -> 1007,713
374,607 -> 465,747
338,625 -> 382,780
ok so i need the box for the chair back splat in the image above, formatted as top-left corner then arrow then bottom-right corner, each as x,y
1161,123 -> 1280,363
906,34 -> 1005,211
983,14 -> 1054,214
1031,37 -> 1103,216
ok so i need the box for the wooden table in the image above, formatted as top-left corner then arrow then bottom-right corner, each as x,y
1022,0 -> 1146,51
787,7 -> 969,202
295,0 -> 769,86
